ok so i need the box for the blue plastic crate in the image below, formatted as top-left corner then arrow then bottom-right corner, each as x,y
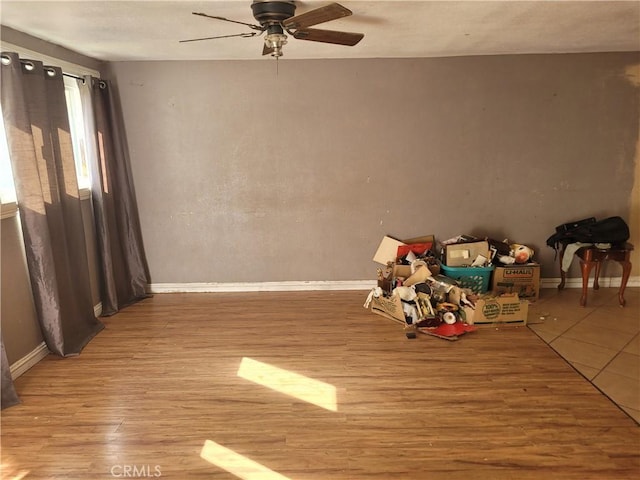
440,264 -> 494,294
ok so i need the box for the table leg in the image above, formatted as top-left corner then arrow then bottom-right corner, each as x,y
593,261 -> 602,290
579,260 -> 594,307
618,260 -> 632,307
558,248 -> 566,290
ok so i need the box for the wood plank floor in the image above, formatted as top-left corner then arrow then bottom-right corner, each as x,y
2,291 -> 639,479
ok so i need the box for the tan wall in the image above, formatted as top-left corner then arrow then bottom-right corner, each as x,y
106,53 -> 640,283
628,64 -> 640,277
0,26 -> 104,74
631,140 -> 639,277
1,213 -> 42,364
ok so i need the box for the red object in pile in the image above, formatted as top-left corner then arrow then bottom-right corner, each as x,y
418,321 -> 477,340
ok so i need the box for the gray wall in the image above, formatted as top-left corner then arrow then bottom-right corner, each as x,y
106,52 -> 639,283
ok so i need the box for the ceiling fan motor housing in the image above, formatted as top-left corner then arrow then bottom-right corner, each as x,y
251,1 -> 297,26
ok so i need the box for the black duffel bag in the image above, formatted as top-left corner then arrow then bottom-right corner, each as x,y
546,216 -> 630,251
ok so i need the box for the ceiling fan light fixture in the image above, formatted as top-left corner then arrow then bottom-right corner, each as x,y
264,32 -> 287,57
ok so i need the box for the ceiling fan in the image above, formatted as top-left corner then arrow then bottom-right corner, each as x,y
180,1 -> 364,58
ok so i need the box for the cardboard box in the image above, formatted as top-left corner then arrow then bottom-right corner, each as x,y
402,234 -> 435,248
463,293 -> 529,326
376,263 -> 412,293
491,264 -> 540,302
445,241 -> 490,267
393,264 -> 413,279
373,234 -> 436,265
373,236 -> 406,265
369,293 -> 406,324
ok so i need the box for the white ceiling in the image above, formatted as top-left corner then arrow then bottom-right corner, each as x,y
1,0 -> 639,62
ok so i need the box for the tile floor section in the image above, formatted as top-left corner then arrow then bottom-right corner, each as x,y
528,286 -> 639,423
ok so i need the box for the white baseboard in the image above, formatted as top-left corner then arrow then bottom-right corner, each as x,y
150,276 -> 640,294
10,342 -> 49,379
149,280 -> 376,293
542,276 -> 640,289
9,302 -> 102,379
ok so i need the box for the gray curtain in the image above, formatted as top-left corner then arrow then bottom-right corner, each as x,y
0,52 -> 104,361
79,77 -> 150,315
1,334 -> 20,409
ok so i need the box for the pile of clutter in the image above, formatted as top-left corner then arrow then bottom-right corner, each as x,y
364,234 -> 535,340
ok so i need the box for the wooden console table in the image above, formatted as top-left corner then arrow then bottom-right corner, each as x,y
558,242 -> 633,307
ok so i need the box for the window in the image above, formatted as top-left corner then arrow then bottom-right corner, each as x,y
0,74 -> 93,207
0,108 -> 17,205
64,76 -> 91,190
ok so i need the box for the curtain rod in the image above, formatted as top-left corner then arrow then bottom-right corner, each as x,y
63,72 -> 85,81
62,71 -> 105,88
8,56 -> 105,87
14,58 -> 94,81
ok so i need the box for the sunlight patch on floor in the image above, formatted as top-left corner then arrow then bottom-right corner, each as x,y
200,440 -> 290,480
0,460 -> 30,480
237,357 -> 338,412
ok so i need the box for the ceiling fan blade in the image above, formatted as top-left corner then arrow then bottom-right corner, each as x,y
292,28 -> 364,46
283,2 -> 352,30
180,32 -> 258,43
192,12 -> 264,31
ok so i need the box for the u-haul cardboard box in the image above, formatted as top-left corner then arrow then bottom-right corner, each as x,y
492,264 -> 540,302
463,293 -> 529,326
